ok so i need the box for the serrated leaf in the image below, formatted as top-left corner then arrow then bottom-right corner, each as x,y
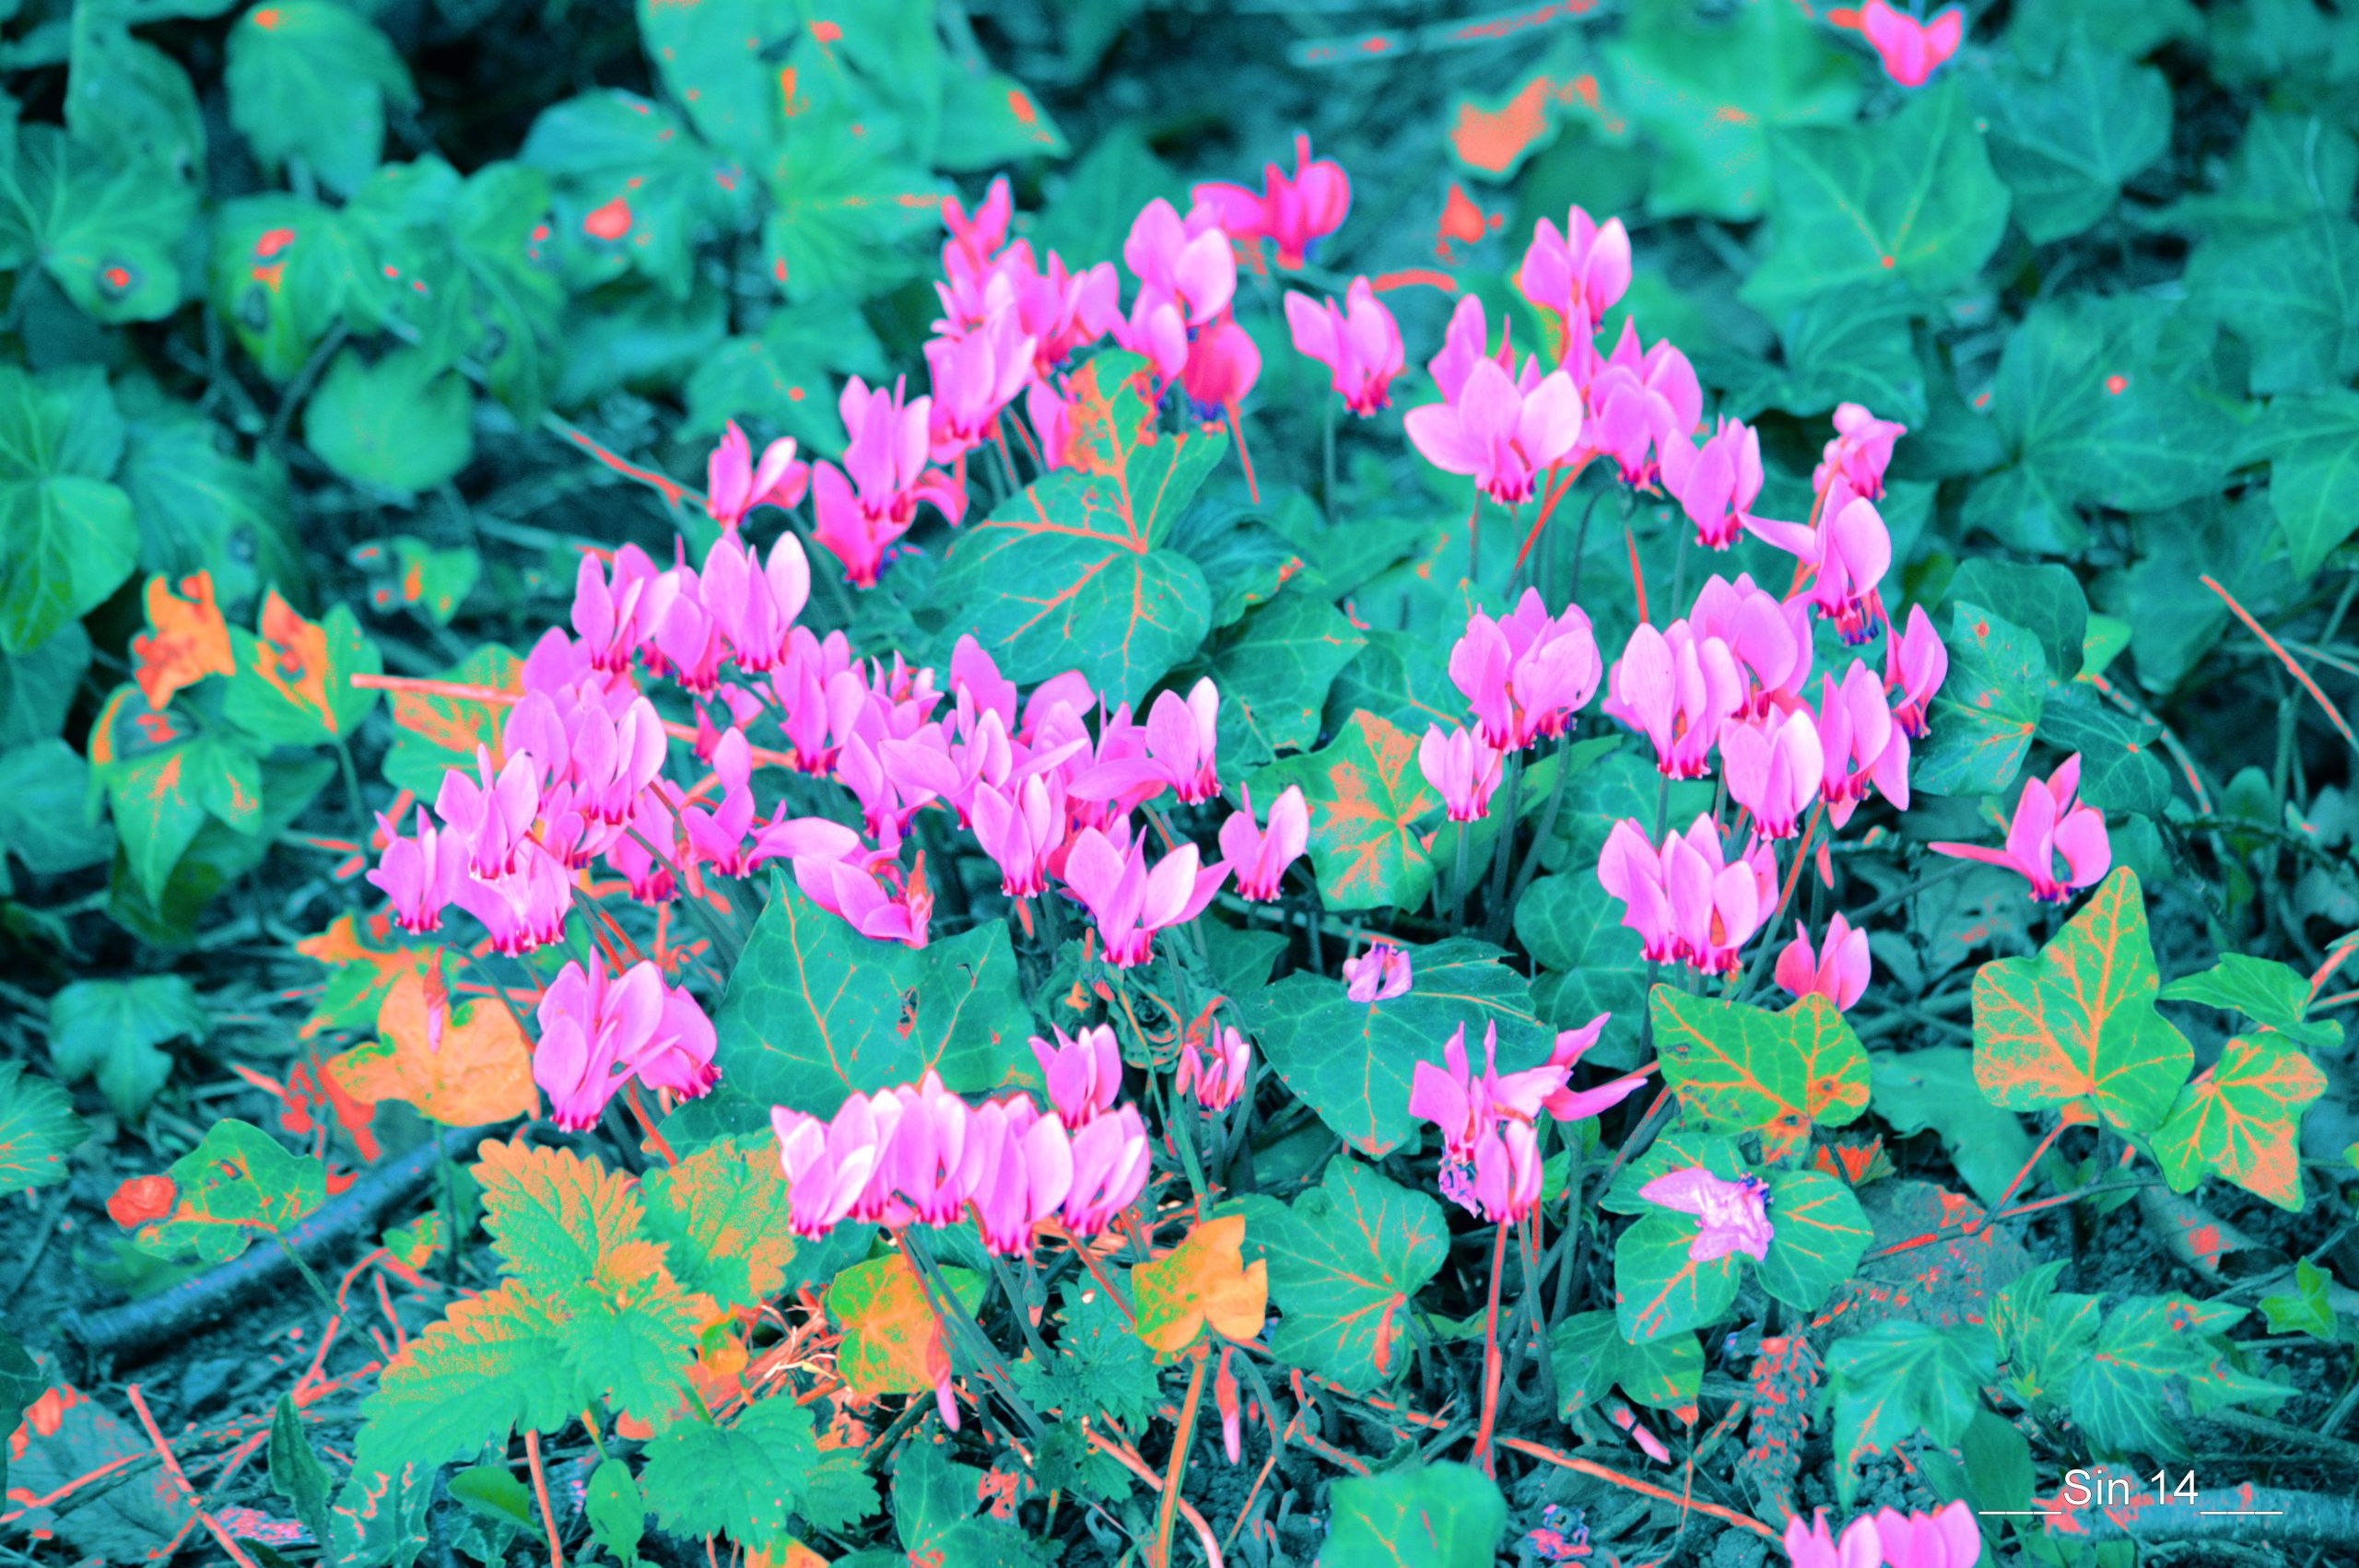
354,1284 -> 585,1473
1204,590 -> 1366,773
2150,1035 -> 2325,1211
640,1140 -> 799,1310
2068,1296 -> 2290,1459
937,351 -> 1220,708
1649,989 -> 1870,1162
133,1119 -> 325,1266
328,965 -> 537,1128
1914,602 -> 2048,798
1549,1311 -> 1703,1419
2241,389 -> 2359,579
672,879 -> 1033,1135
1248,709 -> 1442,911
1614,1210 -> 1743,1343
1321,1462 -> 1506,1568
1825,1319 -> 1996,1503
827,1254 -> 981,1396
225,0 -> 417,196
1756,1169 -> 1872,1310
1743,79 -> 2010,313
1972,869 -> 2190,1134
305,347 -> 475,493
1011,1281 -> 1164,1429
0,1061 -> 88,1198
48,974 -> 211,1121
761,118 -> 936,303
520,90 -> 733,302
1133,1214 -> 1269,1356
0,126 -> 197,323
1236,938 -> 1545,1156
560,1258 -> 701,1419
1262,1157 -> 1446,1392
473,1138 -> 646,1297
2159,954 -> 2341,1049
1978,38 -> 2171,243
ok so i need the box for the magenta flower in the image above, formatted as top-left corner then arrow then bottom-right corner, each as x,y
970,775 -> 1064,898
1751,493 -> 1892,644
1426,294 -> 1525,404
1517,205 -> 1630,343
1449,590 -> 1603,750
1285,278 -> 1405,415
1931,754 -> 2111,902
1342,942 -> 1413,1002
680,727 -> 757,876
370,806 -> 463,933
1859,2 -> 1965,89
1180,315 -> 1262,419
1407,1023 -> 1560,1223
1191,134 -> 1350,271
439,743 -> 539,881
1781,1508 -> 1883,1568
1815,661 -> 1911,827
1540,1015 -> 1649,1125
533,957 -> 717,1130
941,175 -> 1014,279
1813,402 -> 1907,501
1579,321 -> 1700,486
696,530 -> 809,673
1032,1024 -> 1122,1130
1419,723 -> 1503,824
1122,198 -> 1236,326
1404,357 -> 1584,507
811,377 -> 968,589
570,544 -> 660,673
1061,826 -> 1226,968
1640,1166 -> 1774,1263
1884,603 -> 1948,737
1075,677 -> 1222,806
1690,573 -> 1815,719
1602,621 -> 1747,779
1061,1104 -> 1151,1235
1775,915 -> 1871,1012
764,816 -> 933,947
924,308 -> 1036,463
1872,1501 -> 1982,1568
1178,1024 -> 1251,1113
957,1095 -> 1075,1257
771,1094 -> 888,1237
1662,416 -> 1766,551
1719,707 -> 1825,839
1218,783 -> 1309,901
706,421 -> 808,532
1598,814 -> 1777,974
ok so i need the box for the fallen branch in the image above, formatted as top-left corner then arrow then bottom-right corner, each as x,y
2042,1482 -> 2359,1550
62,1124 -> 491,1365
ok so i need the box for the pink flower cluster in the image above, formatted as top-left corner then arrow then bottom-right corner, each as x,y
769,1045 -> 1147,1258
1598,813 -> 1779,975
534,957 -> 718,1130
1782,1500 -> 1980,1568
1407,1017 -> 1648,1223
1418,589 -> 1605,821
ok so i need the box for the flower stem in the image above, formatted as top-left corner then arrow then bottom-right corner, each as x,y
1153,1347 -> 1210,1568
1472,1221 -> 1510,1476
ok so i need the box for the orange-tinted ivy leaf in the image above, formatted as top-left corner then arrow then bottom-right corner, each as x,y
1250,708 -> 1442,912
640,1139 -> 799,1311
1649,989 -> 1870,1162
1614,1209 -> 1742,1344
87,684 -> 266,907
471,1137 -> 645,1297
6,1377 -> 198,1550
353,534 -> 478,626
132,1119 -> 325,1266
2150,1034 -> 2326,1211
382,1210 -> 446,1271
330,965 -> 534,1129
1260,1156 -> 1445,1393
0,1061 -> 88,1199
381,643 -> 522,804
1131,1214 -> 1269,1356
224,590 -> 382,746
1972,868 -> 2191,1136
130,571 -> 236,710
295,910 -> 440,1039
827,1254 -> 984,1398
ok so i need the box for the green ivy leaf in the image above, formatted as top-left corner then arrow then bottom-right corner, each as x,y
209,195 -> 370,381
133,1118 -> 324,1265
683,304 -> 889,454
1743,79 -> 2011,313
48,974 -> 211,1121
1722,292 -> 1928,426
1755,1169 -> 1872,1310
66,22 -> 205,183
224,0 -> 417,197
1977,37 -> 2172,243
1648,989 -> 1871,1163
2259,1258 -> 2338,1340
520,91 -> 736,302
1914,602 -> 2048,798
223,598 -> 382,747
2188,215 -> 2359,394
2160,954 -> 2341,1049
1235,938 -> 1546,1157
2239,390 -> 2359,579
304,347 -> 475,493
0,368 -> 137,656
1517,870 -> 1651,1066
1614,1210 -> 1743,1343
87,693 -> 264,910
1321,1462 -> 1506,1568
1870,1047 -> 2035,1208
1262,1156 -> 1448,1392
761,118 -> 935,305
937,351 -> 1221,708
1326,628 -> 1467,742
0,1061 -> 88,1198
0,621 -> 90,747
1946,561 -> 2088,682
935,64 -> 1067,170
120,409 -> 299,613
1825,1319 -> 1997,1503
1247,708 -> 1442,912
2068,1296 -> 2290,1459
0,739 -> 112,877
2150,1035 -> 2326,1211
2035,684 -> 2171,819
0,126 -> 196,323
1549,1311 -> 1703,1419
1972,868 -> 2191,1136
1203,588 -> 1366,774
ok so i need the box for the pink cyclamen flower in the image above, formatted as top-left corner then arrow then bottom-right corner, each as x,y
1404,357 -> 1584,507
811,377 -> 968,589
1814,403 -> 1907,501
697,529 -> 810,673
970,775 -> 1064,899
1123,199 -> 1236,326
1602,622 -> 1747,779
1858,2 -> 1965,89
1662,416 -> 1766,551
771,1094 -> 887,1237
1181,315 -> 1262,419
706,421 -> 809,532
1191,134 -> 1351,270
1285,278 -> 1405,415
1517,205 -> 1630,343
1218,783 -> 1309,901
1930,754 -> 2111,902
370,807 -> 463,932
1640,1167 -> 1774,1263
1061,827 -> 1226,968
924,308 -> 1037,463
957,1094 -> 1076,1257
1449,590 -> 1603,750
1407,1024 -> 1559,1223
1752,493 -> 1892,644
1032,1024 -> 1122,1129
1062,1104 -> 1151,1235
1598,814 -> 1777,974
1884,603 -> 1948,737
1580,321 -> 1701,486
1076,677 -> 1223,806
1178,1024 -> 1251,1112
1719,707 -> 1826,839
1782,1509 -> 1883,1568
1540,1015 -> 1650,1125
942,175 -> 1014,278
534,958 -> 718,1130
1815,661 -> 1912,827
1342,943 -> 1412,1002
1775,915 -> 1871,1012
1690,572 -> 1815,719
1873,1501 -> 1982,1568
1419,723 -> 1503,823
1426,294 -> 1524,404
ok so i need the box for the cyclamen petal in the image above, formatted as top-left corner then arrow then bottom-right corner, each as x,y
1640,1167 -> 1774,1263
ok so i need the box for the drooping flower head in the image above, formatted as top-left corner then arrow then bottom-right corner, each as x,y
812,377 -> 968,588
1419,723 -> 1502,823
1285,278 -> 1406,415
1775,915 -> 1871,1012
1191,134 -> 1351,270
1517,204 -> 1631,345
1930,754 -> 2110,902
1449,590 -> 1603,750
1342,942 -> 1413,1002
1857,3 -> 1965,90
706,421 -> 808,532
1640,1166 -> 1773,1263
1218,783 -> 1309,902
1405,357 -> 1584,507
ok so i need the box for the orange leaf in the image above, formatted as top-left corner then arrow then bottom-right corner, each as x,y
295,911 -> 440,1040
825,1255 -> 983,1397
130,572 -> 235,710
107,1174 -> 177,1227
328,966 -> 537,1126
1131,1214 -> 1269,1355
254,588 -> 338,732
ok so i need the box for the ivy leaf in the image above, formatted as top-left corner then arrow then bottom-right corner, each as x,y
293,911 -> 439,1041
1614,1210 -> 1743,1343
209,194 -> 369,381
225,0 -> 417,197
2259,1258 -> 2338,1340
0,740 -> 111,879
132,1119 -> 325,1266
935,64 -> 1067,170
1870,1047 -> 2034,1208
304,347 -> 475,493
1755,1169 -> 1872,1310
1825,1319 -> 1997,1503
1976,37 -> 2171,243
1321,1462 -> 1506,1568
0,620 -> 89,747
761,118 -> 936,304
1327,628 -> 1468,740
891,1437 -> 1046,1567
674,879 -> 1033,1135
353,1284 -> 584,1473
0,369 -> 137,655
937,351 -> 1221,708
683,304 -> 889,454
2188,215 -> 2359,394
85,686 -> 265,908
1012,1281 -> 1163,1429
0,1061 -> 88,1198
328,965 -> 537,1128
1549,1311 -> 1703,1419
0,126 -> 197,323
1132,1214 -> 1270,1356
2159,954 -> 2341,1049
1203,590 -> 1366,774
221,593 -> 381,745
640,1139 -> 799,1311
48,974 -> 211,1121
1913,602 -> 2048,798
2036,685 -> 2171,819
381,644 -> 522,802
1945,561 -> 2088,682
2239,390 -> 2359,579
519,91 -> 735,302
2067,1296 -> 2291,1460
1649,989 -> 1871,1162
1262,1157 -> 1447,1392
1236,938 -> 1546,1156
1248,709 -> 1443,912
2150,1036 -> 2326,1211
119,410 -> 300,614
1972,868 -> 2192,1136
1743,79 -> 2011,313
827,1255 -> 982,1397
473,1138 -> 646,1297
1723,292 -> 1928,426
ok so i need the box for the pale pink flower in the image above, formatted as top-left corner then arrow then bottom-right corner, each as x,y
680,728 -> 757,876
811,377 -> 968,589
1426,294 -> 1525,404
1449,590 -> 1602,750
771,1095 -> 888,1237
1517,205 -> 1630,343
1061,826 -> 1226,968
1661,416 -> 1766,551
1858,2 -> 1965,89
1191,134 -> 1351,270
1032,1024 -> 1123,1130
1872,1501 -> 1982,1568
1061,1105 -> 1151,1235
1580,321 -> 1700,486
1285,278 -> 1405,415
924,308 -> 1036,463
1602,622 -> 1746,779
1884,603 -> 1948,737
1122,199 -> 1235,327
1815,661 -> 1911,827
1342,943 -> 1412,1002
697,529 -> 810,673
1640,1166 -> 1774,1263
941,176 -> 1014,280
970,775 -> 1064,899
370,807 -> 463,932
1218,783 -> 1309,901
1751,491 -> 1891,644
534,957 -> 717,1130
1814,403 -> 1907,501
1599,814 -> 1777,974
1076,677 -> 1222,806
958,1095 -> 1074,1257
1419,723 -> 1502,823
1690,574 -> 1815,717
705,421 -> 808,531
1775,915 -> 1871,1012
1931,755 -> 2111,902
439,743 -> 540,881
1719,708 -> 1826,839
1178,1024 -> 1251,1113
1404,357 -> 1583,507
571,545 -> 661,673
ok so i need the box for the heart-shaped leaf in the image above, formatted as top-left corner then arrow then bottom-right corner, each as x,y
1976,38 -> 2171,243
1825,1319 -> 1996,1503
329,965 -> 537,1129
1132,1213 -> 1269,1356
2150,1035 -> 2326,1211
1549,1311 -> 1703,1419
1648,989 -> 1871,1162
827,1255 -> 983,1397
1321,1462 -> 1505,1568
1262,1157 -> 1446,1392
2239,389 -> 2359,579
1755,1169 -> 1872,1311
0,1062 -> 88,1199
132,1119 -> 325,1266
1614,1209 -> 1743,1343
1913,602 -> 2048,798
